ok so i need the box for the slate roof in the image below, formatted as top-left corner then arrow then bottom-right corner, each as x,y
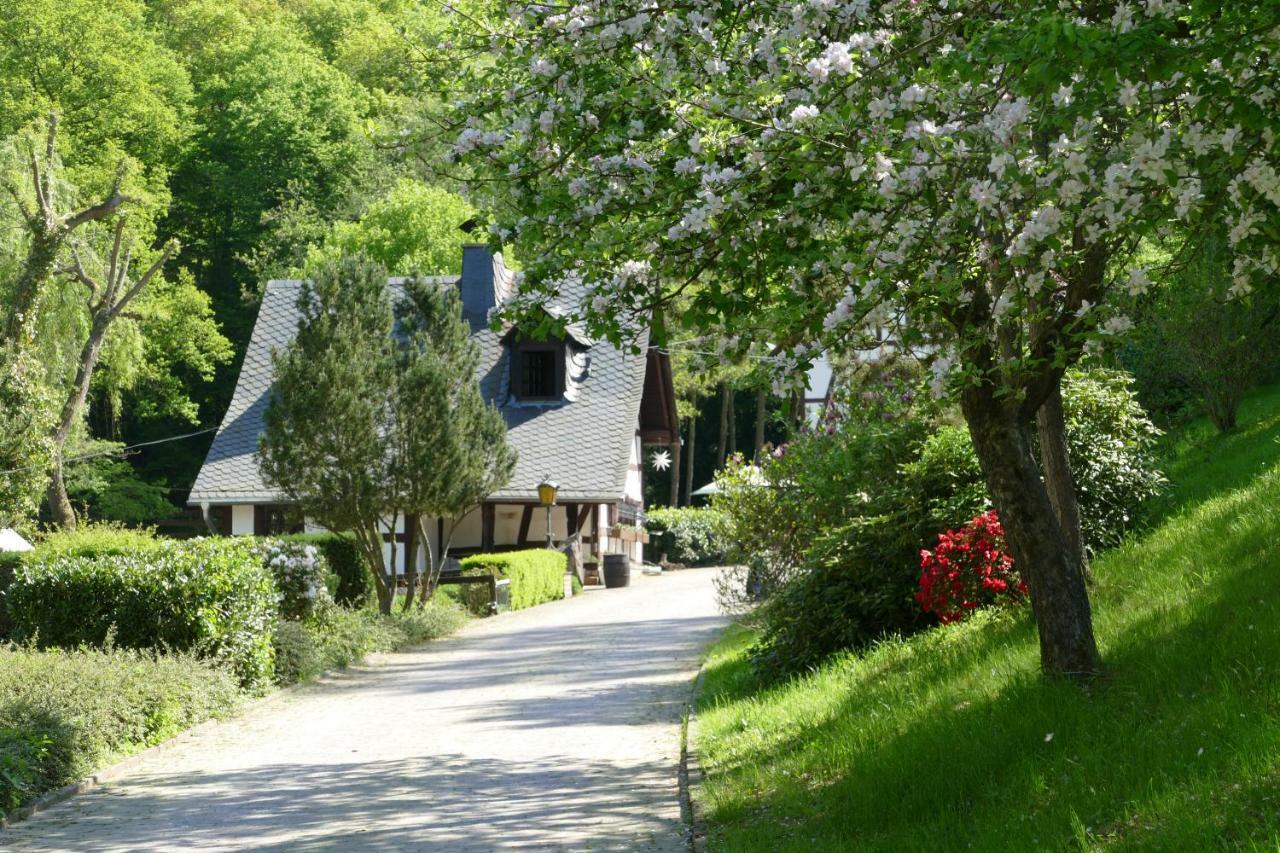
189,266 -> 649,507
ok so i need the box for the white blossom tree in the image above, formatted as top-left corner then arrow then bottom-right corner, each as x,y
446,0 -> 1280,678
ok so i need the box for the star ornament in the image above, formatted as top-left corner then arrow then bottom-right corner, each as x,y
650,449 -> 672,471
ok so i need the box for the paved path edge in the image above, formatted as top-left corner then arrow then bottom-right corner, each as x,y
0,663 -> 330,832
680,652 -> 714,853
0,619 -> 476,832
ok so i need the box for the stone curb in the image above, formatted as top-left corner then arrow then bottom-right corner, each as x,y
680,662 -> 711,853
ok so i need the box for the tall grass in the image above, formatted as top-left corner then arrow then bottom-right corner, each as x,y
695,384 -> 1280,851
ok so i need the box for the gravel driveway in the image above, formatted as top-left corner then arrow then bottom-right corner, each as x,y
3,568 -> 726,852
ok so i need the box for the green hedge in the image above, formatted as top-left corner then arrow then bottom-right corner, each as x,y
0,645 -> 240,817
458,550 -> 574,614
645,506 -> 727,566
280,532 -> 373,607
0,552 -> 20,638
6,538 -> 278,690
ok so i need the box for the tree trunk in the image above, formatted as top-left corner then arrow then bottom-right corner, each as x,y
45,314 -> 111,529
726,388 -> 736,458
417,516 -> 456,606
717,382 -> 730,468
683,412 -> 696,506
400,532 -> 418,614
355,527 -> 394,615
753,388 -> 766,459
1036,383 -> 1091,584
669,435 -> 681,506
45,455 -> 75,529
961,386 -> 1101,680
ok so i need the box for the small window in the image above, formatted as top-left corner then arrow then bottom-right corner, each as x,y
514,344 -> 564,401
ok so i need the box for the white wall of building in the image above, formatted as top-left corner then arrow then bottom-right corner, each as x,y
225,492 -> 645,572
230,505 -> 254,536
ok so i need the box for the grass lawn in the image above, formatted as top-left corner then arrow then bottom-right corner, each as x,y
694,384 -> 1280,851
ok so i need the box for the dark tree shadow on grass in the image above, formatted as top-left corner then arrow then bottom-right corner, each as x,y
699,460 -> 1280,852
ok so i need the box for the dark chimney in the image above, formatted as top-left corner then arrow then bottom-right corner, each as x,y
459,244 -> 495,319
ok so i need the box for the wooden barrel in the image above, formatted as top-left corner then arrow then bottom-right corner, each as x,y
602,554 -> 631,588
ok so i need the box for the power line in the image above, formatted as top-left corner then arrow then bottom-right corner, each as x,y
0,426 -> 218,477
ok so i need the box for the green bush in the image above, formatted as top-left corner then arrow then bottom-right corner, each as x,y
896,369 -> 1164,552
1062,368 -> 1166,549
0,645 -> 240,816
750,517 -> 925,682
272,601 -> 467,686
898,422 -> 988,537
731,367 -> 1163,681
458,550 -> 573,614
0,723 -> 50,814
0,552 -> 21,639
280,532 -> 372,607
645,506 -> 726,566
31,522 -> 161,560
713,416 -> 929,611
6,538 -> 278,690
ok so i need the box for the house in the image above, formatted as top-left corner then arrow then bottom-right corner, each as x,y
188,245 -> 679,572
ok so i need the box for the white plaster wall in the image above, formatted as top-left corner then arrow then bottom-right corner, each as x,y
624,433 -> 644,503
230,505 -> 254,536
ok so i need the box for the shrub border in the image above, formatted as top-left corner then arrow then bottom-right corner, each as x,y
0,598 -> 478,828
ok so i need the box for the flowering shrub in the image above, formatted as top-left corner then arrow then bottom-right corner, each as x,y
261,541 -> 333,621
916,511 -> 1026,624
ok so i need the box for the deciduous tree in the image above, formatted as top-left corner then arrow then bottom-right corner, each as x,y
450,0 -> 1280,677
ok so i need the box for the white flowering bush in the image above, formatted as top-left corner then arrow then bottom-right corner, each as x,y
261,541 -> 334,622
445,0 -> 1280,677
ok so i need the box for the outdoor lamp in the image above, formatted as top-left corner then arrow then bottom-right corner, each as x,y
537,476 -> 559,549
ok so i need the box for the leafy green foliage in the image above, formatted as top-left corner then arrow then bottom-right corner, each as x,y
749,514 -> 927,683
645,506 -> 727,566
27,521 -> 161,560
280,532 -> 372,608
0,345 -> 54,527
1126,235 -> 1280,432
395,273 -> 516,591
0,0 -> 190,201
301,180 -> 475,277
7,537 -> 278,689
62,442 -> 176,524
0,723 -> 50,813
713,415 -> 930,613
724,368 -> 1163,680
272,599 -> 466,686
0,645 -> 239,817
898,423 -> 988,537
1062,369 -> 1166,549
458,550 -> 571,613
693,382 -> 1280,851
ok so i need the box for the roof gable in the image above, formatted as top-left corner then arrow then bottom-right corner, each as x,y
190,261 -> 650,506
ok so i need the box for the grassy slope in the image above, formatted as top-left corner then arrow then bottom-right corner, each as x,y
695,384 -> 1280,851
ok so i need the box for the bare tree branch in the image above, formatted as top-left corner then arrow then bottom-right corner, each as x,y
112,239 -> 179,317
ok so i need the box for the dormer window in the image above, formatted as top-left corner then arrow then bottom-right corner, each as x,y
513,342 -> 565,401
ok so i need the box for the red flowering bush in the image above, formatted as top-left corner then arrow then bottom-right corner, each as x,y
916,510 -> 1026,624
